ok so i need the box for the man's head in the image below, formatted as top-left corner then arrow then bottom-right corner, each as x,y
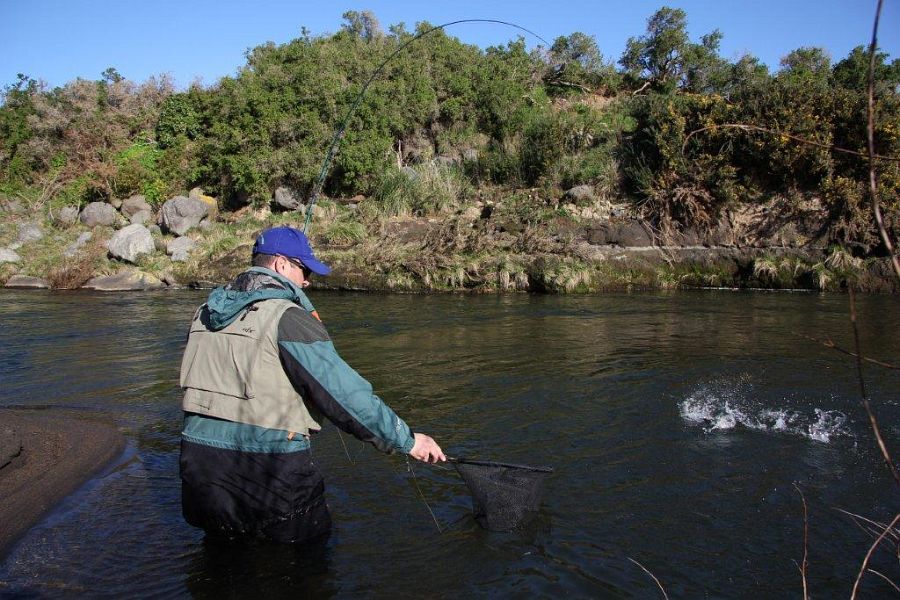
252,226 -> 330,287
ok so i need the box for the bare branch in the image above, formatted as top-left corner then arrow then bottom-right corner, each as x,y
682,124 -> 900,162
866,569 -> 900,594
849,290 -> 900,486
851,513 -> 900,599
793,331 -> 900,370
628,557 -> 669,600
865,0 -> 900,282
793,483 -> 810,600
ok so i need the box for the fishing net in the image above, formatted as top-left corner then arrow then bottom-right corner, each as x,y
452,458 -> 553,532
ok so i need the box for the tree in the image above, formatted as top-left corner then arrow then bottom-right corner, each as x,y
833,45 -> 900,92
546,32 -> 619,93
341,10 -> 382,42
619,6 -> 724,93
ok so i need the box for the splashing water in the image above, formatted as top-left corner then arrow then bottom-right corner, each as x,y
679,381 -> 851,443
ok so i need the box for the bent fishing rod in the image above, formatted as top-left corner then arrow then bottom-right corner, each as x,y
302,19 -> 550,233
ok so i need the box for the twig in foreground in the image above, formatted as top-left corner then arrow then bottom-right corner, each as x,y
628,557 -> 669,600
793,484 -> 810,600
850,513 -> 900,599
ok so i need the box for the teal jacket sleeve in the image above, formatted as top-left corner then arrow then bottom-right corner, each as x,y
276,306 -> 415,454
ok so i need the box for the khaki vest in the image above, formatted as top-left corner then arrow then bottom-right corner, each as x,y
180,298 -> 323,434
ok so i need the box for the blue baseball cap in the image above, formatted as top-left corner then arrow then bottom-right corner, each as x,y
252,226 -> 331,275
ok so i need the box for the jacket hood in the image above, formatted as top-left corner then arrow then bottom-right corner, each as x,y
204,267 -> 316,330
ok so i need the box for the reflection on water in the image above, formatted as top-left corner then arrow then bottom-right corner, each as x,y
0,289 -> 898,597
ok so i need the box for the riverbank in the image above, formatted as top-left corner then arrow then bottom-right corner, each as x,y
0,409 -> 126,561
1,191 -> 897,294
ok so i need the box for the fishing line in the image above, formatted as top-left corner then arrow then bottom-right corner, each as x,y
302,18 -> 551,232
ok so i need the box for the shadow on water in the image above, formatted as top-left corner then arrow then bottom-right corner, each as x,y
0,289 -> 898,597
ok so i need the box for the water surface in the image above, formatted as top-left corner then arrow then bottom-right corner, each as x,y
0,289 -> 898,598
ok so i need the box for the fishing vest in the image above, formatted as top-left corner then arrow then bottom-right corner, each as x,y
180,298 -> 323,435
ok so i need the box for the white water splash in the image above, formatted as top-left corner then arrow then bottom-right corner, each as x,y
679,383 -> 851,443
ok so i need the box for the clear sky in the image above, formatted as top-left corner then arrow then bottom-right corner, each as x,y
1,0 -> 897,90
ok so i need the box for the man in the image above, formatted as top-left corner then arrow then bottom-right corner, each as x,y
179,225 -> 445,543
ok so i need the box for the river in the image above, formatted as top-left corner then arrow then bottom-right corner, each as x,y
0,289 -> 898,598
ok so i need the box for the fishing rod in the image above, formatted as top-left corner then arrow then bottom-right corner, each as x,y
302,19 -> 551,232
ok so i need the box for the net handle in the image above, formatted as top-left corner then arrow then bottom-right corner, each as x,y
448,456 -> 554,473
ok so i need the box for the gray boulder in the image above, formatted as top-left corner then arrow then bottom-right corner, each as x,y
82,270 -> 166,291
565,185 -> 595,207
167,236 -> 196,262
64,232 -> 93,258
158,196 -> 209,236
121,195 -> 152,218
17,223 -> 44,244
1,199 -> 25,214
107,224 -> 155,263
0,248 -> 21,263
273,186 -> 303,211
130,209 -> 152,225
189,187 -> 205,200
57,206 -> 80,226
5,275 -> 50,289
80,202 -> 118,227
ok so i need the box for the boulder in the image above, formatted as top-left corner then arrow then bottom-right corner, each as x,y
189,187 -> 205,200
0,248 -> 21,263
16,223 -> 44,244
130,209 -> 152,225
273,186 -> 303,211
121,195 -> 152,218
80,202 -> 118,227
57,206 -> 80,226
107,224 -> 155,263
5,275 -> 50,289
153,236 -> 167,252
1,199 -> 25,214
82,270 -> 166,291
64,232 -> 93,257
565,185 -> 595,207
166,236 -> 196,262
109,197 -> 123,209
158,196 -> 209,236
585,220 -> 654,247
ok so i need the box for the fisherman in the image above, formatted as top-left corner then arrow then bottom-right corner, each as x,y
179,225 -> 445,543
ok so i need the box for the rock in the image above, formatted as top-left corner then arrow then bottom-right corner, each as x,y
158,196 -> 209,236
1,199 -> 25,215
149,224 -> 162,236
121,195 -> 152,218
82,270 -> 166,291
167,236 -> 196,262
153,236 -> 167,253
273,186 -> 303,211
130,209 -> 152,225
585,219 -> 654,247
198,219 -> 213,231
565,185 -> 595,207
0,248 -> 21,263
80,202 -> 118,227
8,242 -> 22,250
57,206 -> 80,226
189,187 -> 205,200
194,194 -> 218,222
107,224 -> 155,263
64,232 -> 93,257
109,197 -> 123,209
16,223 -> 44,244
5,275 -> 50,289
433,155 -> 458,168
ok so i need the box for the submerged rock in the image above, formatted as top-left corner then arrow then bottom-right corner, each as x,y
5,275 -> 50,289
83,270 -> 166,291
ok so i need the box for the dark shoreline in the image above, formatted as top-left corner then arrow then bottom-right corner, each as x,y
0,408 -> 126,561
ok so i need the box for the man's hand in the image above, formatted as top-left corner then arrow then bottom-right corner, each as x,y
410,433 -> 446,463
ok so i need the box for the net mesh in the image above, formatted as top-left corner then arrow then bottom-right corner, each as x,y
453,460 -> 550,531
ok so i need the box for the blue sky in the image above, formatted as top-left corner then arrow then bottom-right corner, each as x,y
1,0 -> 897,89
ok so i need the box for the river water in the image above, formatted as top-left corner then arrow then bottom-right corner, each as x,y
0,288 -> 897,598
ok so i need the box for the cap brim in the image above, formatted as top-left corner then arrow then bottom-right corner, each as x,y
302,255 -> 331,275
